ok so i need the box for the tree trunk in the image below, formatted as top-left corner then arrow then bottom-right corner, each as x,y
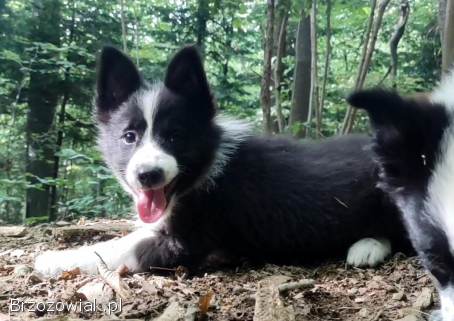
274,0 -> 289,133
390,0 -> 410,88
26,0 -> 61,219
196,0 -> 209,56
442,0 -> 454,75
318,0 -> 332,137
120,0 -> 128,52
310,0 -> 319,138
260,0 -> 275,134
289,6 -> 311,138
49,0 -> 76,221
342,0 -> 390,134
439,0 -> 447,45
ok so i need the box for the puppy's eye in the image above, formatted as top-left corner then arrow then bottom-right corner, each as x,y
122,131 -> 137,144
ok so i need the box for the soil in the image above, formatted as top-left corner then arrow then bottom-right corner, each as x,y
0,220 -> 438,321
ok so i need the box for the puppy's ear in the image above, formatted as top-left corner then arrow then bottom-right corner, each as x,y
164,46 -> 211,101
349,88 -> 449,187
96,46 -> 142,122
347,89 -> 409,130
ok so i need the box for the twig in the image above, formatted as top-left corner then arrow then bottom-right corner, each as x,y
278,279 -> 315,293
94,251 -> 131,299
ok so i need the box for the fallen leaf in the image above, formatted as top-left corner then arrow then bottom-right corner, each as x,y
116,264 -> 129,277
198,290 -> 214,315
59,267 -> 81,281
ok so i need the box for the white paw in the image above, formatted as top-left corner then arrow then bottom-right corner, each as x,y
34,250 -> 98,277
346,238 -> 391,267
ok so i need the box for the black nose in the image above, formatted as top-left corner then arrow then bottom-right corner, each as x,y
137,168 -> 165,188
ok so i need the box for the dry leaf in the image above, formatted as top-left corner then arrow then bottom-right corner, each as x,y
0,266 -> 13,277
0,313 -> 9,321
94,252 -> 131,299
59,267 -> 81,281
198,291 -> 214,315
116,264 -> 129,277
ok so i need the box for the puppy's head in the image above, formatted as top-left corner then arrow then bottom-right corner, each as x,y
95,46 -> 221,224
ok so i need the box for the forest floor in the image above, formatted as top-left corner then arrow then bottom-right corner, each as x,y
0,219 -> 438,321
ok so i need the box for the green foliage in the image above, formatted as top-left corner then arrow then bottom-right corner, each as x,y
0,0 -> 443,223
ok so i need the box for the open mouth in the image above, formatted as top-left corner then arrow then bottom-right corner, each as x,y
136,181 -> 176,224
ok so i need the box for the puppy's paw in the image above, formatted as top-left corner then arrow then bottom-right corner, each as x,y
346,237 -> 391,268
35,250 -> 98,277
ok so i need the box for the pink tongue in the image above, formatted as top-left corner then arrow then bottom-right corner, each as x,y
137,189 -> 167,223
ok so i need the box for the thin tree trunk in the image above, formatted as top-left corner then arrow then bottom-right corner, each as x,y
442,0 -> 454,75
120,0 -> 128,52
439,0 -> 447,45
274,4 -> 289,133
390,0 -> 410,88
318,0 -> 332,138
341,0 -> 376,134
260,0 -> 275,134
310,0 -> 319,138
133,4 -> 140,67
196,0 -> 209,56
26,0 -> 61,219
49,0 -> 76,221
289,6 -> 312,139
342,0 -> 390,134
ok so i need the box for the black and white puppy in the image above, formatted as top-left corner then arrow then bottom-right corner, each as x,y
35,46 -> 410,277
349,74 -> 454,321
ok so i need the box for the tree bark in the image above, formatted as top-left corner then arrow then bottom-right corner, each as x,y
196,0 -> 209,56
342,0 -> 390,134
26,0 -> 61,218
260,0 -> 275,134
310,0 -> 319,138
289,6 -> 311,138
439,0 -> 447,45
442,0 -> 454,75
274,1 -> 289,133
318,0 -> 332,138
120,0 -> 128,52
390,0 -> 410,88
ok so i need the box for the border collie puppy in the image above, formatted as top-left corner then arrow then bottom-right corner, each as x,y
348,74 -> 454,321
35,46 -> 410,277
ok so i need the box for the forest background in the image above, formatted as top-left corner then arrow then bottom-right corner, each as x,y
1,0 -> 453,224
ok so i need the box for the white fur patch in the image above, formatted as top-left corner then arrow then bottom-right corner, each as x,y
126,84 -> 179,192
346,237 -> 391,267
200,115 -> 252,189
34,227 -> 157,277
432,70 -> 454,110
438,286 -> 454,321
425,124 -> 454,255
126,141 -> 178,191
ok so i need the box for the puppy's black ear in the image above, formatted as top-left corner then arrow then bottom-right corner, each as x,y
164,46 -> 211,101
96,46 -> 142,122
349,88 -> 449,187
347,89 -> 408,130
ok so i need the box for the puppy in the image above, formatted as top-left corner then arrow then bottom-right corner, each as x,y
349,73 -> 454,321
35,46 -> 410,277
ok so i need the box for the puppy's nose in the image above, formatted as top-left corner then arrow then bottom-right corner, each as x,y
137,168 -> 165,188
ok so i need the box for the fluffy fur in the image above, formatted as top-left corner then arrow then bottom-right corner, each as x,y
349,72 -> 454,321
35,46 -> 411,278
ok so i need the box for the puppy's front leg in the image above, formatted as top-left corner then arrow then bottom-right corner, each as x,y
35,228 -> 156,277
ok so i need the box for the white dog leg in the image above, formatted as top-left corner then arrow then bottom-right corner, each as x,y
34,228 -> 154,277
346,237 -> 391,267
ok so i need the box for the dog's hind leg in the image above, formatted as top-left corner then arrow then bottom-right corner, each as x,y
346,237 -> 391,267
